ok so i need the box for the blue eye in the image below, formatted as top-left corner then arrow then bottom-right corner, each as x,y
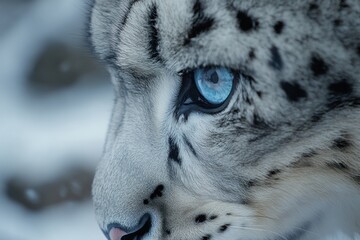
176,66 -> 238,118
194,67 -> 234,105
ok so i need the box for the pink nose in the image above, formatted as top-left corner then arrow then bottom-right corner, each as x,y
109,228 -> 128,240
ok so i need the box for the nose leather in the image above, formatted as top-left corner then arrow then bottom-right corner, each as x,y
107,213 -> 152,240
109,228 -> 128,240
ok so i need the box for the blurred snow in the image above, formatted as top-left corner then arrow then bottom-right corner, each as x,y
0,0 -> 112,239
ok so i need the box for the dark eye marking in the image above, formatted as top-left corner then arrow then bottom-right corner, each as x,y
184,0 -> 215,45
168,137 -> 181,165
183,135 -> 197,157
148,5 -> 162,62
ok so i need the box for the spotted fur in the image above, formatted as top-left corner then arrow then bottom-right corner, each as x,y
89,0 -> 360,239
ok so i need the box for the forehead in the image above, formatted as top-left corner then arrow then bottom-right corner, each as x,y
91,0 -> 360,93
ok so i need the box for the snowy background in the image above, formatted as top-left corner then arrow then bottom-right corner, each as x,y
0,0 -> 112,239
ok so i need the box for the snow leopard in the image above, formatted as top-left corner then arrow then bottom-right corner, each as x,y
88,0 -> 360,239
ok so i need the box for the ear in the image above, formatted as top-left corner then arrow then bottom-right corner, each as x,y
88,0 -> 133,62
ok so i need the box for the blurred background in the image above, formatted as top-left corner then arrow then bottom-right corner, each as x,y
0,0 -> 112,239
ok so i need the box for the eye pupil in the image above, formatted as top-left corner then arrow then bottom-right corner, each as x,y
194,67 -> 234,105
209,72 -> 219,84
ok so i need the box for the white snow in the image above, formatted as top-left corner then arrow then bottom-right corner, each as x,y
0,0 -> 112,239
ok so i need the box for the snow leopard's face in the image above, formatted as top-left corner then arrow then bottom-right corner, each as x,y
89,0 -> 360,239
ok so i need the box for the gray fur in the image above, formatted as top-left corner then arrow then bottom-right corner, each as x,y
90,0 -> 360,239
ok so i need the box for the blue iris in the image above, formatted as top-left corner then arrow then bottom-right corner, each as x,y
194,67 -> 234,105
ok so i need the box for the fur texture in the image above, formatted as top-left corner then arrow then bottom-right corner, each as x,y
89,0 -> 360,239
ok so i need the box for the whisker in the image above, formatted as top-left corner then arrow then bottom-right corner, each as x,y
229,225 -> 289,240
228,214 -> 278,221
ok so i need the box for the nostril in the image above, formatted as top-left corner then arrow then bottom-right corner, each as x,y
107,213 -> 152,240
121,213 -> 152,240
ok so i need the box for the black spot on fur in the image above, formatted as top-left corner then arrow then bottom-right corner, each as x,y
252,114 -> 268,129
148,5 -> 161,62
311,114 -> 322,123
256,91 -> 263,98
333,18 -> 342,27
104,54 -> 118,65
353,175 -> 360,184
268,169 -> 281,177
327,162 -> 349,170
280,81 -> 308,102
240,198 -> 251,205
165,230 -> 171,235
310,55 -> 329,76
332,137 -> 351,150
143,199 -> 149,205
183,135 -> 197,157
209,215 -> 218,220
195,214 -> 207,223
247,180 -> 256,187
274,21 -> 285,34
248,48 -> 256,60
328,79 -> 353,96
302,150 -> 317,158
237,11 -> 258,32
218,224 -> 230,233
150,185 -> 164,200
339,0 -> 349,9
169,137 -> 181,164
202,234 -> 212,240
184,0 -> 215,45
309,3 -> 319,11
269,46 -> 283,70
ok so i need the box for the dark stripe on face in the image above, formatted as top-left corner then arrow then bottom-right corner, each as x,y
148,5 -> 162,62
168,137 -> 181,165
121,0 -> 142,27
184,0 -> 215,45
183,135 -> 197,157
268,46 -> 283,71
327,96 -> 360,109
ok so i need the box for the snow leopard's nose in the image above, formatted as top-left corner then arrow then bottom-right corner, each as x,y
106,213 -> 152,240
